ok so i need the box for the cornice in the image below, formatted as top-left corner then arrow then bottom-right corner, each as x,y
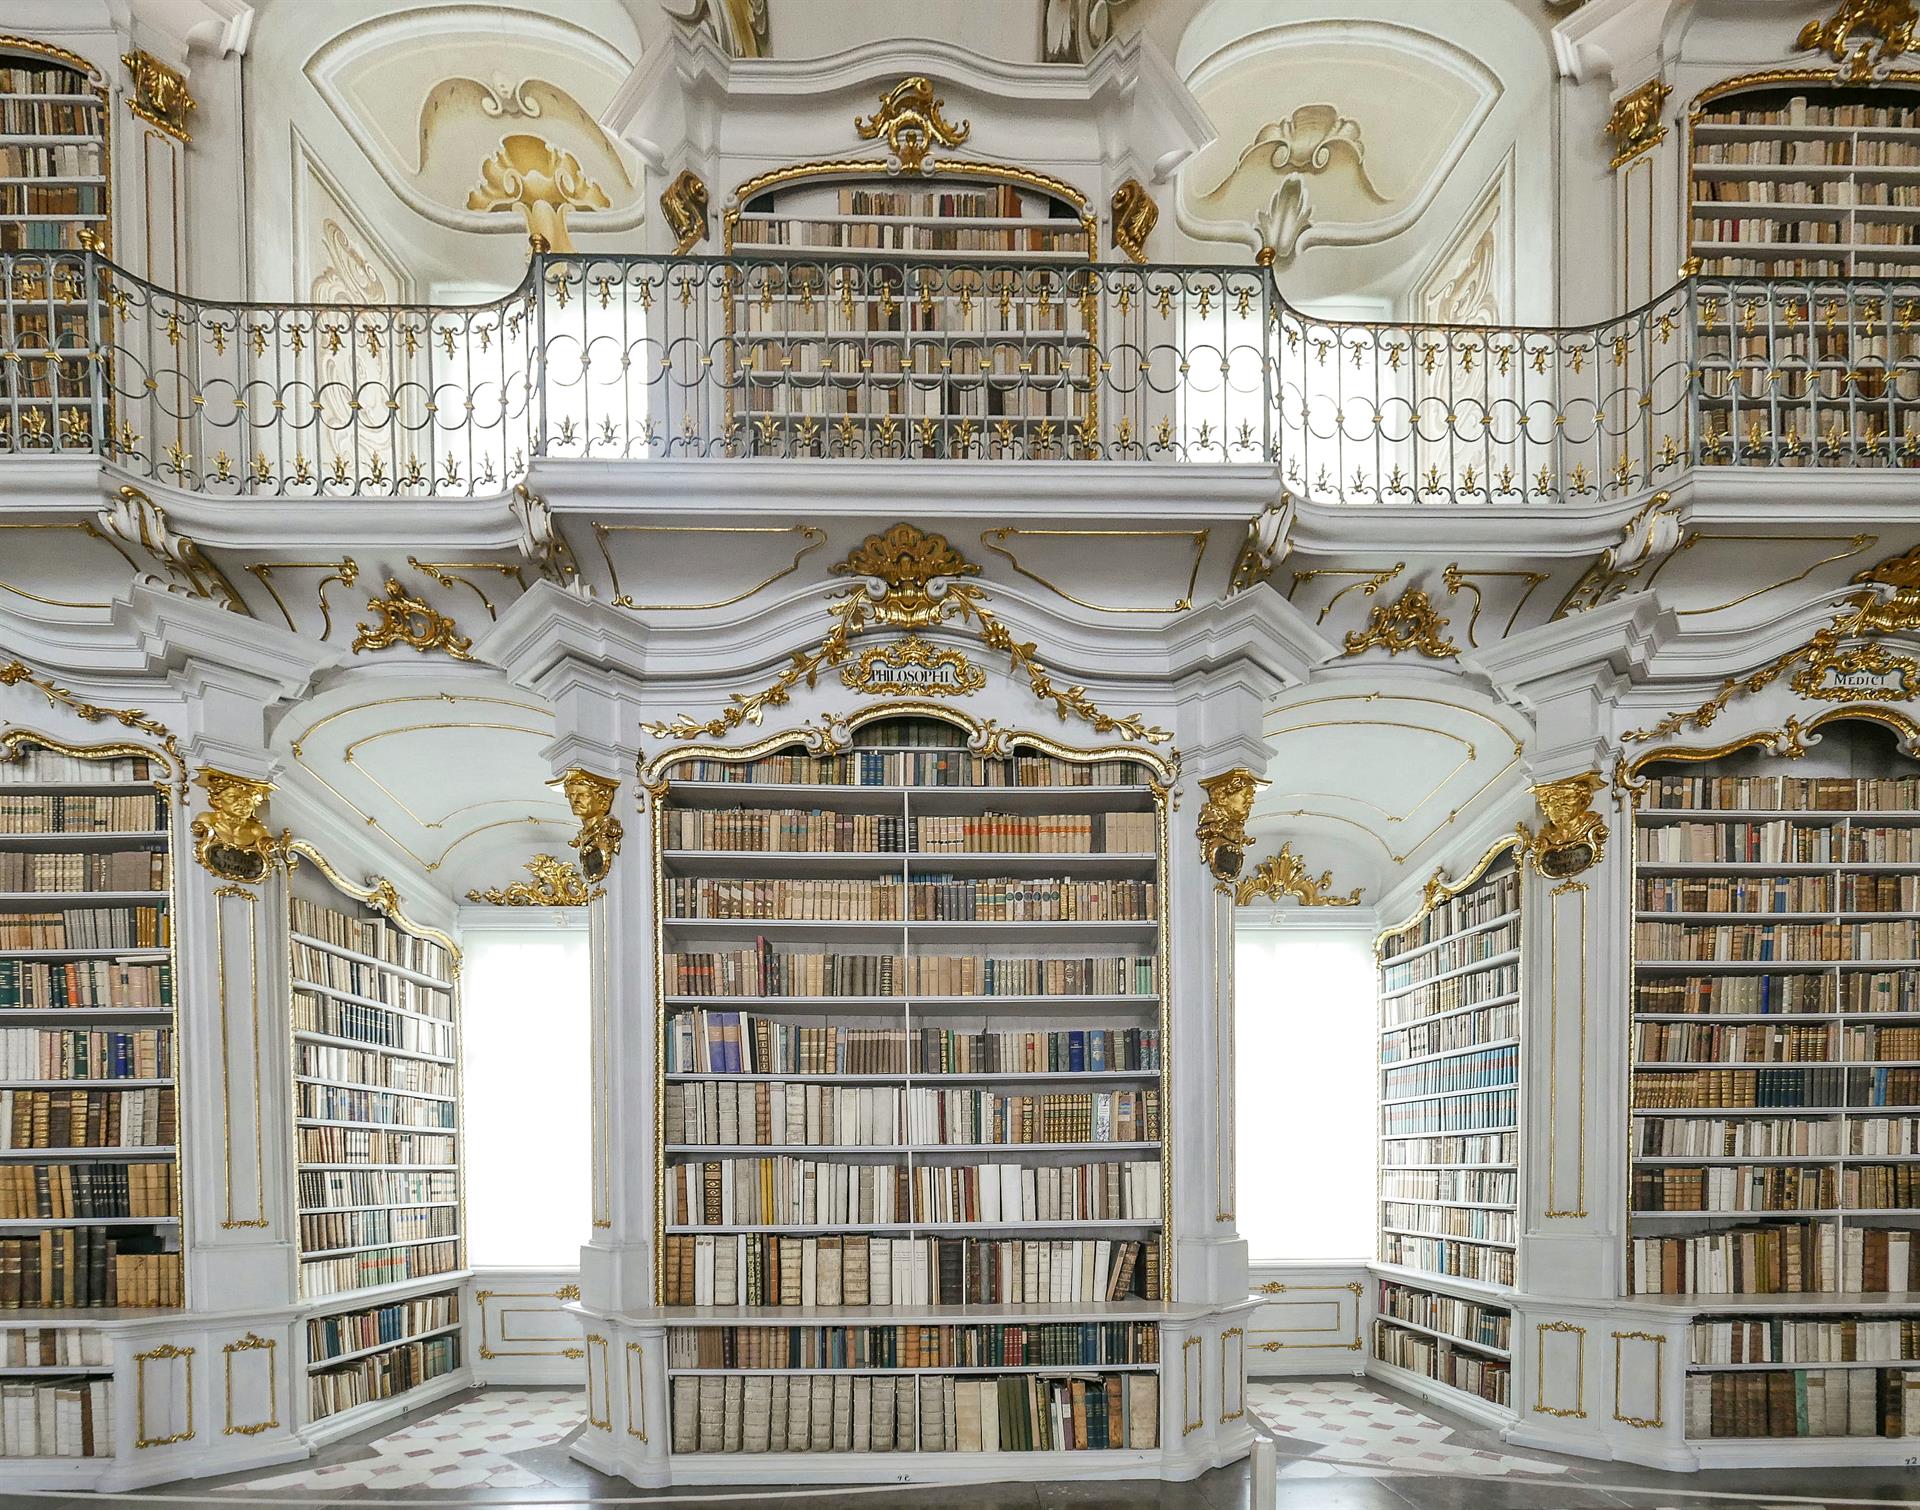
1467,592 -> 1671,700
114,581 -> 338,702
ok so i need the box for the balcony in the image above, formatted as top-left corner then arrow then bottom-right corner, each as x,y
0,248 -> 1914,505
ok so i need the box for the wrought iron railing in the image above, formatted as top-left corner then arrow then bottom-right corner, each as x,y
1,248 -> 1915,499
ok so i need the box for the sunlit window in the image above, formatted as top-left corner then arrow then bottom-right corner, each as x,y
462,924 -> 591,1267
1235,918 -> 1378,1261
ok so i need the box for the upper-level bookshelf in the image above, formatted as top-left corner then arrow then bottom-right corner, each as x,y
0,47 -> 105,255
723,175 -> 1096,452
0,737 -> 179,1314
652,712 -> 1168,1461
288,865 -> 461,1310
1376,846 -> 1522,1296
1690,86 -> 1920,277
1631,722 -> 1920,1443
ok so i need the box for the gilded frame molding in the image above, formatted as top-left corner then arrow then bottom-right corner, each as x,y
1611,1329 -> 1666,1430
978,527 -> 1209,614
1533,1320 -> 1587,1420
135,1342 -> 194,1448
222,1332 -> 279,1436
591,522 -> 826,612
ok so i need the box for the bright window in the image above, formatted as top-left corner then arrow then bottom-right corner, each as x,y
1234,918 -> 1378,1262
461,924 -> 591,1267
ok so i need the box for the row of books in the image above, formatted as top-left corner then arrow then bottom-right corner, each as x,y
1696,257 -> 1920,277
1381,1088 -> 1515,1136
291,897 -> 453,984
1373,1322 -> 1510,1404
1630,1223 -> 1920,1294
294,1082 -> 455,1130
663,948 -> 1158,999
1377,1282 -> 1510,1351
666,1013 -> 1160,1076
669,1370 -> 1155,1455
1379,1169 -> 1516,1205
666,1321 -> 1158,1371
295,992 -> 455,1059
1686,1368 -> 1920,1439
1695,181 -> 1920,207
1633,1165 -> 1834,1213
292,945 -> 452,1019
1638,875 -> 1845,912
1693,141 -> 1867,167
1635,1022 -> 1841,1063
0,1027 -> 171,1080
0,1378 -> 110,1458
664,1080 -> 1159,1148
665,808 -> 1153,854
0,1232 -> 179,1309
0,184 -> 101,217
665,876 -> 1157,922
1378,1233 -> 1513,1286
0,907 -> 166,949
1702,99 -> 1920,130
667,749 -> 1146,788
1693,1316 -> 1920,1365
0,792 -> 163,833
1692,218 -> 1919,248
0,1326 -> 105,1366
735,301 -> 1083,337
299,1240 -> 460,1300
0,753 -> 155,785
1632,1067 -> 1920,1108
296,1042 -> 454,1096
0,959 -> 170,1013
660,1233 -> 1160,1307
0,1087 -> 176,1149
1646,776 -> 1920,811
1380,962 -> 1519,1028
1637,821 -> 1920,863
1379,1001 -> 1518,1063
0,1162 -> 173,1218
1636,920 -> 1920,961
732,219 -> 1085,255
667,1156 -> 1162,1228
1381,1202 -> 1515,1245
1380,1044 -> 1516,1102
0,143 -> 97,179
308,1289 -> 458,1365
1636,971 -> 1920,1015
295,1127 -> 454,1167
0,850 -> 165,894
309,1334 -> 459,1420
0,64 -> 96,96
298,1168 -> 456,1210
1380,1132 -> 1516,1168
1379,922 -> 1519,993
1636,1115 -> 1920,1157
1378,869 -> 1518,958
299,1206 -> 458,1253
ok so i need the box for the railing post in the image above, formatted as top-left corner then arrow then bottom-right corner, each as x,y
529,237 -> 550,464
1684,275 -> 1699,472
1261,262 -> 1277,473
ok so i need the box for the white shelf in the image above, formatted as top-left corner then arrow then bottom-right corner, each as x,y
1378,949 -> 1521,1001
662,994 -> 1157,1010
1379,1226 -> 1515,1249
293,1074 -> 454,1102
291,932 -> 452,993
666,1220 -> 1158,1235
1378,910 -> 1520,970
308,1320 -> 463,1372
1380,1038 -> 1520,1070
1372,1313 -> 1510,1358
295,1117 -> 457,1133
0,1216 -> 174,1227
0,832 -> 167,847
1380,991 -> 1522,1030
293,1029 -> 453,1065
664,1362 -> 1157,1377
667,1070 -> 1159,1084
0,1146 -> 174,1159
0,891 -> 165,905
666,1142 -> 1160,1155
290,976 -> 454,1026
1379,1084 -> 1517,1108
301,1234 -> 459,1260
299,1274 -> 470,1315
0,1079 -> 171,1089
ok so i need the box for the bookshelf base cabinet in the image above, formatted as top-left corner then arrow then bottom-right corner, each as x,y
564,1299 -> 1260,1486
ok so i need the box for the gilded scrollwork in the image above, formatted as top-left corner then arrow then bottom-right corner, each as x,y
123,50 -> 194,141
1341,587 -> 1460,660
0,661 -> 186,791
1798,0 -> 1918,83
352,578 -> 476,662
465,853 -> 595,907
855,76 -> 971,174
1517,772 -> 1609,879
1111,178 -> 1157,263
1605,79 -> 1672,169
190,768 -> 291,884
660,168 -> 710,255
1234,842 -> 1362,906
99,485 -> 248,614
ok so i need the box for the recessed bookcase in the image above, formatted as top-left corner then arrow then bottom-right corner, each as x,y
1372,843 -> 1521,1417
722,170 -> 1097,457
286,853 -> 464,1430
1630,720 -> 1920,1443
652,710 -> 1171,1460
1690,81 -> 1920,278
0,42 -> 107,255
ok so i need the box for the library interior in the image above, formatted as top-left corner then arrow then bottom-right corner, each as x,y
15,1 -> 1920,1506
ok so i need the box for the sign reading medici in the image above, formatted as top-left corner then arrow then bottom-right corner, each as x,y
842,635 -> 986,697
1791,642 -> 1920,703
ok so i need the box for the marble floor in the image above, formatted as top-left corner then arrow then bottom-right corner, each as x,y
5,1375 -> 1920,1508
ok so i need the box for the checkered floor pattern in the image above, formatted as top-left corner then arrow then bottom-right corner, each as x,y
219,1389 -> 586,1491
1249,1379 -> 1566,1479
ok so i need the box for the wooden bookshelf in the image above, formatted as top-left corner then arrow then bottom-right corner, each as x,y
0,737 -> 180,1320
1631,724 -> 1920,1442
1376,845 -> 1522,1311
653,714 -> 1170,1459
287,867 -> 463,1323
723,178 -> 1096,455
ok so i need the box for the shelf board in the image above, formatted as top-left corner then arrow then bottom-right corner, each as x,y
0,832 -> 167,848
307,1320 -> 463,1371
663,1361 -> 1157,1377
1633,1290 -> 1920,1311
293,1029 -> 454,1065
663,849 -> 1157,878
1379,1084 -> 1517,1108
0,949 -> 166,962
291,977 -> 454,1027
0,1146 -> 174,1160
1636,861 -> 1920,873
1372,1314 -> 1511,1358
666,1070 -> 1160,1084
292,1074 -> 454,1103
1377,910 -> 1520,970
1379,1226 -> 1515,1248
299,1201 -> 458,1215
295,1117 -> 458,1134
1638,960 -> 1920,972
291,932 -> 452,993
300,1234 -> 459,1260
1380,1038 -> 1520,1070
666,1142 -> 1160,1156
1378,949 -> 1522,1002
1368,1261 -> 1514,1301
1380,991 -> 1522,1031
1378,1196 -> 1516,1212
665,1220 -> 1159,1235
0,1216 -> 174,1227
0,892 -> 165,906
630,1298 -> 1187,1325
663,918 -> 1157,937
0,1078 -> 172,1089
0,1007 -> 171,1019
297,1162 -> 456,1172
662,994 -> 1158,1012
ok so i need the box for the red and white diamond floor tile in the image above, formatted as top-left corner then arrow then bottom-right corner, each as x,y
1249,1379 -> 1567,1480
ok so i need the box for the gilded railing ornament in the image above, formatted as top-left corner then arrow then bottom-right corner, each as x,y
352,578 -> 475,662
855,76 -> 970,173
122,50 -> 195,141
555,768 -> 623,883
190,768 -> 290,883
1624,543 -> 1920,742
1799,0 -> 1918,83
466,853 -> 595,906
1517,772 -> 1608,878
660,169 -> 710,255
641,523 -> 1173,745
1111,178 -> 1157,264
1196,768 -> 1269,888
1341,587 -> 1460,660
1605,79 -> 1672,169
0,659 -> 185,791
1234,842 -> 1362,906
